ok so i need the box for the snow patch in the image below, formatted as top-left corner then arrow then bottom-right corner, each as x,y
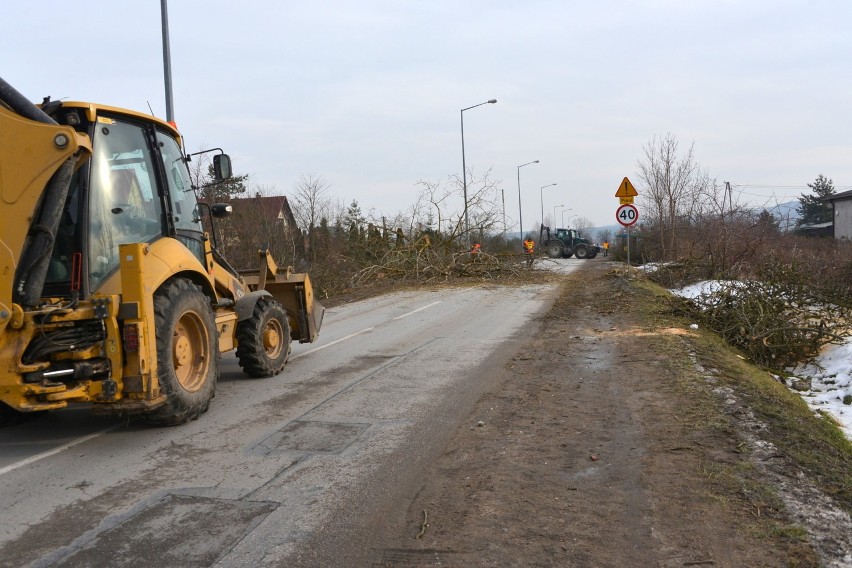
671,281 -> 852,441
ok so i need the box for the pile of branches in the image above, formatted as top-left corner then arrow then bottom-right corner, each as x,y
349,245 -> 536,289
672,264 -> 851,368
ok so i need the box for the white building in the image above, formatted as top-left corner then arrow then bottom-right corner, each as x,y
826,190 -> 852,240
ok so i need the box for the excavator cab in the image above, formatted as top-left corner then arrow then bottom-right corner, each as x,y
41,109 -> 208,297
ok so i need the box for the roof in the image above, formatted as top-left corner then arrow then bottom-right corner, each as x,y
227,194 -> 301,232
57,101 -> 180,139
825,189 -> 852,202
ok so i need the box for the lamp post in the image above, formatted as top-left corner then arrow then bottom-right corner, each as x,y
461,99 -> 497,244
517,160 -> 539,242
560,207 -> 572,227
160,0 -> 174,122
501,188 -> 506,234
540,183 -> 556,230
553,204 -> 565,225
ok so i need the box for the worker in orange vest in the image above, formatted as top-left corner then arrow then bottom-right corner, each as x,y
602,240 -> 609,257
470,242 -> 481,259
523,238 -> 535,266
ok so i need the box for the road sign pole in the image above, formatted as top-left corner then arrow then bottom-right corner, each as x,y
614,177 -> 639,274
627,225 -> 631,272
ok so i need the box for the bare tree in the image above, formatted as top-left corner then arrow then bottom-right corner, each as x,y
636,134 -> 709,260
290,174 -> 332,262
209,185 -> 298,269
595,228 -> 613,244
413,168 -> 505,248
186,149 -> 211,192
573,216 -> 594,237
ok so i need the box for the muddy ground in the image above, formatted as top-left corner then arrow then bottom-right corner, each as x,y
367,260 -> 851,567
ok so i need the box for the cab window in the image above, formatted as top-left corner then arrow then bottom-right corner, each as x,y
87,117 -> 164,292
156,131 -> 200,234
156,131 -> 205,265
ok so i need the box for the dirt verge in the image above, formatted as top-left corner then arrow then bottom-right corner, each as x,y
369,260 -> 852,567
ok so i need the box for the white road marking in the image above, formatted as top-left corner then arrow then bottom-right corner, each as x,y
290,326 -> 376,360
0,425 -> 120,477
292,300 -> 443,359
392,300 -> 442,320
1,299 -> 445,475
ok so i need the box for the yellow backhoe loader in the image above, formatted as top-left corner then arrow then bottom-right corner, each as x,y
0,78 -> 323,426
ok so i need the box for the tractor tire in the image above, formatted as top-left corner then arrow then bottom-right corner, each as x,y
546,241 -> 564,259
588,250 -> 598,259
236,297 -> 291,378
144,278 -> 218,426
574,245 -> 589,259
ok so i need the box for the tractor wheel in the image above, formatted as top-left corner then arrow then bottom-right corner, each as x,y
574,245 -> 589,259
144,278 -> 218,426
236,298 -> 291,378
588,250 -> 598,259
546,241 -> 564,259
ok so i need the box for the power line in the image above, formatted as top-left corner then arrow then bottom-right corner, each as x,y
732,184 -> 852,190
727,183 -> 852,202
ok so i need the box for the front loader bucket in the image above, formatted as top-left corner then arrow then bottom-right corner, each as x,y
240,252 -> 324,343
265,273 -> 324,343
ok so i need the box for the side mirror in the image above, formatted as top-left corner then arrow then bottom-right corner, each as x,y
211,203 -> 233,218
213,154 -> 232,182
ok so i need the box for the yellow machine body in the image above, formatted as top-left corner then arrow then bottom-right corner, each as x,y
0,84 -> 322,423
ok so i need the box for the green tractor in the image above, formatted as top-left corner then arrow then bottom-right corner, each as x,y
540,226 -> 599,259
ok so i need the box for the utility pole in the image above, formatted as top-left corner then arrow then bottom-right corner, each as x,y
725,181 -> 732,218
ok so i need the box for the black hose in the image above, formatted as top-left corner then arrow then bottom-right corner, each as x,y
22,324 -> 103,363
0,77 -> 78,307
0,76 -> 56,125
15,157 -> 77,307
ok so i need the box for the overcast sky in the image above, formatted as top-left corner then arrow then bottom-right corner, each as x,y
5,1 -> 852,231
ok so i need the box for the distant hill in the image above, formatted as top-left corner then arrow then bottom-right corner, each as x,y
584,201 -> 802,236
515,201 -> 803,242
587,224 -> 622,238
762,200 -> 800,231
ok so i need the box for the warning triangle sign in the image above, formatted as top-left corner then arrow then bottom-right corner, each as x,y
615,177 -> 638,197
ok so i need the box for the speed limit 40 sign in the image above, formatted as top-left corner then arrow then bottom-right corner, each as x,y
616,203 -> 638,227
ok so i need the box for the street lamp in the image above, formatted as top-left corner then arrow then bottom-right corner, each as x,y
539,183 -> 557,230
461,99 -> 497,244
501,188 -> 506,234
517,160 -> 539,242
553,204 -> 565,225
562,209 -> 575,226
160,0 -> 175,122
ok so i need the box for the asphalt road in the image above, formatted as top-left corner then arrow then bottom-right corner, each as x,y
0,260 -> 581,567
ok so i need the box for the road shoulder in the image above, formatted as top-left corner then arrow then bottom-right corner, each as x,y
370,260 -> 827,567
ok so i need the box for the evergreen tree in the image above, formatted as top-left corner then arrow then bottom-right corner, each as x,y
344,200 -> 365,228
797,174 -> 835,227
755,210 -> 780,234
200,164 -> 249,202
